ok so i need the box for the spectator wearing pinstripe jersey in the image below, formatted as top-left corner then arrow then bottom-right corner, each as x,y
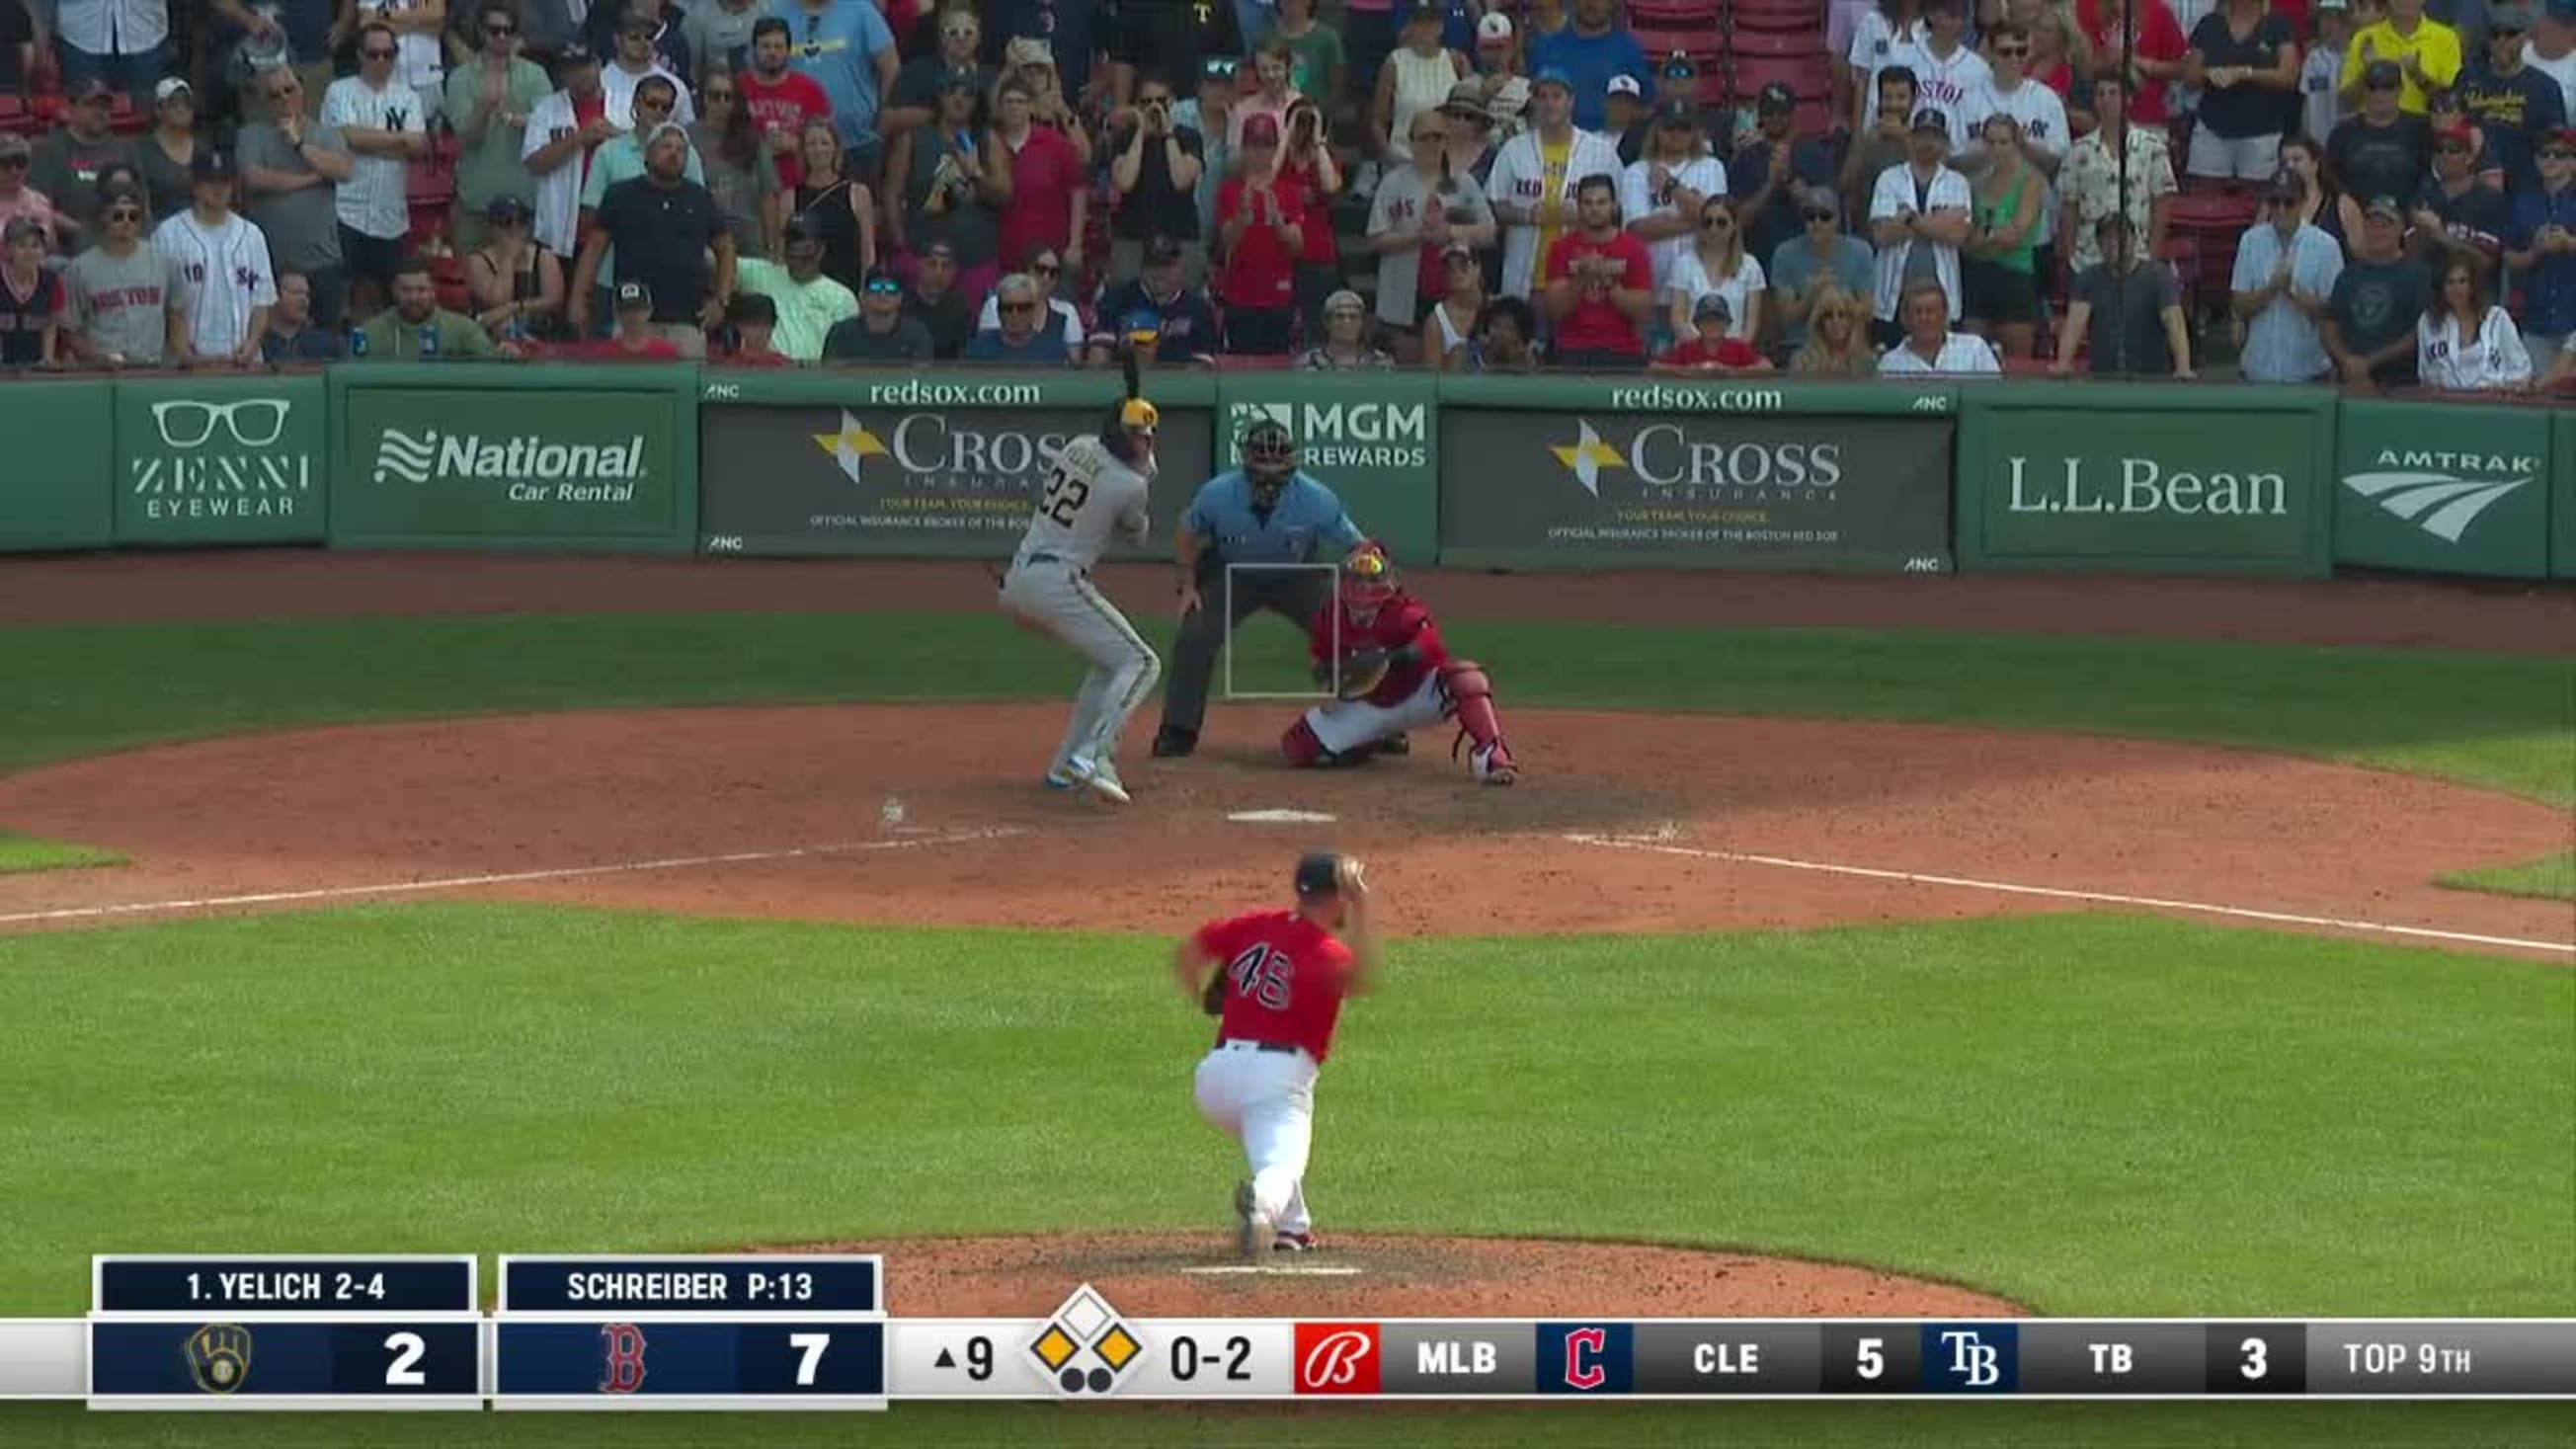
152,152 -> 278,367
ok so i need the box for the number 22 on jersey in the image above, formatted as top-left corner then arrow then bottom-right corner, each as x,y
1039,463 -> 1090,526
1227,943 -> 1293,1009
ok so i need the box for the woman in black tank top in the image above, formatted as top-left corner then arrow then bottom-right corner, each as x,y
791,117 -> 878,293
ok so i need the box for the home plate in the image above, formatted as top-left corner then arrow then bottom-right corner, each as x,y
1179,1263 -> 1365,1276
1228,809 -> 1338,824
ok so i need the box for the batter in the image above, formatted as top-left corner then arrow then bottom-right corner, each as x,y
1176,851 -> 1381,1256
997,389 -> 1163,804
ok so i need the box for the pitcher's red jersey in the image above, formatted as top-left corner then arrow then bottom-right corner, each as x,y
1310,593 -> 1450,709
1195,909 -> 1358,1062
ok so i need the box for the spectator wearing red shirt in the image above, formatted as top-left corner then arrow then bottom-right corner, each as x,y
576,279 -> 687,358
1542,171 -> 1653,366
1176,851 -> 1382,1256
2076,0 -> 2191,124
740,18 -> 836,193
1274,97 -> 1346,347
992,77 -> 1088,282
1218,114 -> 1308,354
1652,293 -> 1774,371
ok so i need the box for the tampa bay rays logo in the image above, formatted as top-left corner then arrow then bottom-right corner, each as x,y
184,1323 -> 254,1394
600,1323 -> 649,1394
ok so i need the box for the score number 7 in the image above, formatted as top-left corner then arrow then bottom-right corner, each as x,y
790,1332 -> 831,1387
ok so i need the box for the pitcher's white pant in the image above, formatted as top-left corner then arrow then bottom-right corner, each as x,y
1303,674 -> 1449,755
1193,1040 -> 1319,1237
1000,559 -> 1162,770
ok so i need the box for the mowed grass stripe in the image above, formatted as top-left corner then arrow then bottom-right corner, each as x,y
0,613 -> 2565,804
2,906 -> 2565,1321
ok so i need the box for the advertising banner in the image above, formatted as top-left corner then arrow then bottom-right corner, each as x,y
695,370 -> 1216,558
1430,378 -> 1957,571
329,364 -> 696,550
1957,384 -> 2335,576
2334,398 -> 2551,580
0,377 -> 114,552
114,374 -> 328,544
1211,371 -> 1438,564
2555,406 -> 2576,582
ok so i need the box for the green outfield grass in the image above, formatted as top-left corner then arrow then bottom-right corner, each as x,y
2,905 -> 2566,1321
0,832 -> 123,876
2440,850 -> 2576,903
0,613 -> 2566,804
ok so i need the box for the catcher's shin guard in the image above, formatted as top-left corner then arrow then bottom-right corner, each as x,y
1280,717 -> 1328,767
1438,663 -> 1516,783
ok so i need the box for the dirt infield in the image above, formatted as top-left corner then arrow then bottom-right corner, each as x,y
783,1234 -> 2024,1318
0,703 -> 2566,956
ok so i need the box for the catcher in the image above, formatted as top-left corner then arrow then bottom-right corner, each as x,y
1281,542 -> 1519,785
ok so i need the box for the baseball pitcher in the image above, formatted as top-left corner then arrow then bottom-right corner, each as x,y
998,357 -> 1163,804
1175,851 -> 1381,1256
1282,542 -> 1520,785
1150,417 -> 1365,760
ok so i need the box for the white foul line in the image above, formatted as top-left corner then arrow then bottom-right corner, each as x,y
1563,833 -> 2576,956
0,827 -> 1029,927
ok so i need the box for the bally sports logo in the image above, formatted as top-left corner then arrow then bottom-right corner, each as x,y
1294,1323 -> 1380,1394
2340,448 -> 2538,543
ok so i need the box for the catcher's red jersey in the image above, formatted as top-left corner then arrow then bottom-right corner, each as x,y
1195,910 -> 1358,1062
1310,593 -> 1451,708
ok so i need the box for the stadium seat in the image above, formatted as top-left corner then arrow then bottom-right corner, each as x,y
1728,30 -> 1826,59
107,91 -> 144,135
429,254 -> 471,314
0,94 -> 29,135
1731,0 -> 1830,33
1629,0 -> 1724,23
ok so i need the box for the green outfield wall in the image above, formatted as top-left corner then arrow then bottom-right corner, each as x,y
0,367 -> 2564,583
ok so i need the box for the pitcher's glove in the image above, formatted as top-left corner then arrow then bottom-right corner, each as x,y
1200,968 -> 1228,1016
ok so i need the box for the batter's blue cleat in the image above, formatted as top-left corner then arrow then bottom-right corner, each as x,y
1044,765 -> 1077,789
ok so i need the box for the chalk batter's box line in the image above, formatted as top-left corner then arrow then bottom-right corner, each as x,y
1221,561 -> 1340,703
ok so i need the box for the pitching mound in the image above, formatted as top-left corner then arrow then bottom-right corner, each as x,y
782,1234 -> 2023,1318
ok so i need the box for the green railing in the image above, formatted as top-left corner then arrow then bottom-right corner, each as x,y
1,366 -> 2567,582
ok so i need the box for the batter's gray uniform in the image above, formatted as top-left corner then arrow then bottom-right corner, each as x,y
999,435 -> 1163,784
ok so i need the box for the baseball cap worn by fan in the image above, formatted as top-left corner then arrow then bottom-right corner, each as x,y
1006,36 -> 1053,67
1477,11 -> 1513,43
614,280 -> 654,311
1532,66 -> 1574,94
1607,74 -> 1644,100
1760,81 -> 1797,112
2364,57 -> 2404,88
2264,168 -> 2304,201
1911,107 -> 1951,135
191,150 -> 238,182
1144,233 -> 1186,263
0,131 -> 30,162
2364,195 -> 2405,221
153,77 -> 193,105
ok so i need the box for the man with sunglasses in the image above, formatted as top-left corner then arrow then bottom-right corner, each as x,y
769,0 -> 901,153
2344,0 -> 2465,113
1731,83 -> 1840,267
604,9 -> 698,126
734,212 -> 859,360
823,264 -> 934,358
570,121 -> 734,353
575,76 -> 708,318
2505,125 -> 2576,370
2329,58 -> 2437,213
322,21 -> 430,319
2415,119 -> 2515,259
28,78 -> 144,252
446,3 -> 554,253
2458,2 -> 2569,192
238,66 -> 354,329
2230,168 -> 2346,382
64,185 -> 189,367
0,134 -> 58,254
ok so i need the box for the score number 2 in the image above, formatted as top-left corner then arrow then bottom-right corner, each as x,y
1040,465 -> 1090,526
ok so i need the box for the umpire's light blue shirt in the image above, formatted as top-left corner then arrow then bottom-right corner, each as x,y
1183,470 -> 1364,565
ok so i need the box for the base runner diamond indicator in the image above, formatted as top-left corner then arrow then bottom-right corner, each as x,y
1025,1285 -> 1147,1398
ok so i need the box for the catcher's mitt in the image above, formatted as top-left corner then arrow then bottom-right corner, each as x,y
1332,649 -> 1396,701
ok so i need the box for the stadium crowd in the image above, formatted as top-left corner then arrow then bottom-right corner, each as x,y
0,0 -> 2570,389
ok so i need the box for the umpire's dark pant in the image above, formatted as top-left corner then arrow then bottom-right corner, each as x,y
1158,564 -> 1333,740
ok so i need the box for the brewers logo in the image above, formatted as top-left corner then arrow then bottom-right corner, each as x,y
184,1323 -> 254,1395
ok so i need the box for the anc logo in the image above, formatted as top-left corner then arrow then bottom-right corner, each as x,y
184,1323 -> 254,1395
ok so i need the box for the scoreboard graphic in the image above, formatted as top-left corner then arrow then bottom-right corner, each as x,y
28,1253 -> 2574,1409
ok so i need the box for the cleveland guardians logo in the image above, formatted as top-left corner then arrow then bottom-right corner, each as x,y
184,1323 -> 254,1395
1564,1326 -> 1608,1391
599,1323 -> 649,1394
1294,1323 -> 1380,1395
1539,1322 -> 1632,1394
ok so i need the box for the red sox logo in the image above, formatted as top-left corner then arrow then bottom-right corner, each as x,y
1293,1323 -> 1380,1395
1564,1326 -> 1608,1391
599,1323 -> 649,1394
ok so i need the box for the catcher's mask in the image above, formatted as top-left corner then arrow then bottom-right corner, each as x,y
1339,541 -> 1398,623
1102,396 -> 1159,464
1241,417 -> 1299,504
